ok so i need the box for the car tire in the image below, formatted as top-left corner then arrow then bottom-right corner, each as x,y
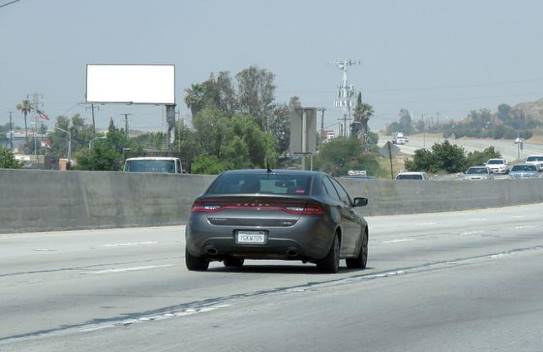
346,230 -> 368,270
224,257 -> 244,268
317,234 -> 340,273
185,247 -> 209,271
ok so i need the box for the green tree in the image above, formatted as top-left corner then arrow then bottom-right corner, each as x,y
405,141 -> 466,173
173,122 -> 199,171
405,149 -> 436,172
315,137 -> 382,176
16,99 -> 33,142
236,66 -> 275,130
75,142 -> 121,171
269,105 -> 290,155
184,71 -> 237,118
351,92 -> 374,140
0,146 -> 21,169
222,135 -> 251,169
398,109 -> 414,135
466,146 -> 501,167
49,114 -> 95,159
191,155 -> 227,175
192,107 -> 228,157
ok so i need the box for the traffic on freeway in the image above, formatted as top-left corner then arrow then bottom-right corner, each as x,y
3,1 -> 543,352
2,203 -> 543,351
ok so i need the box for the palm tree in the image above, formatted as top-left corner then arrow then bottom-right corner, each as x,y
16,99 -> 33,142
352,92 -> 374,141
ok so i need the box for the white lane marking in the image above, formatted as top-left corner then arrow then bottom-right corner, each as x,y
414,222 -> 437,226
514,225 -> 537,230
466,218 -> 488,222
102,241 -> 159,247
381,238 -> 414,244
79,304 -> 231,332
460,230 -> 484,236
511,215 -> 526,219
33,248 -> 56,252
85,264 -> 173,274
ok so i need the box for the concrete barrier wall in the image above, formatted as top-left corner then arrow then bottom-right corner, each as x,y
1,169 -> 543,233
339,178 -> 543,216
0,169 -> 215,233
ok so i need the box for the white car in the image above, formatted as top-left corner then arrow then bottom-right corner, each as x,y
464,166 -> 494,180
395,171 -> 428,181
525,155 -> 543,171
485,159 -> 508,174
392,132 -> 409,145
123,157 -> 184,174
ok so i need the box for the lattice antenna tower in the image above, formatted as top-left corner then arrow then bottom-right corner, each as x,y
332,59 -> 360,137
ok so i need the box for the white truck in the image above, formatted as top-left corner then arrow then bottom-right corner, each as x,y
123,157 -> 184,174
525,155 -> 543,171
392,132 -> 409,145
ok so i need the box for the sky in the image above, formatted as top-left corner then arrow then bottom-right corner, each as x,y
1,0 -> 543,133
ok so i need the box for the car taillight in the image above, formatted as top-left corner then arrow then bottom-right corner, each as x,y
191,201 -> 222,213
284,203 -> 324,216
302,204 -> 325,216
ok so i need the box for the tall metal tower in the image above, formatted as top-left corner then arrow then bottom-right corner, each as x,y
332,59 -> 359,137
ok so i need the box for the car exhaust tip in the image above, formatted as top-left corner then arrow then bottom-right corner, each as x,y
206,248 -> 218,256
286,248 -> 298,257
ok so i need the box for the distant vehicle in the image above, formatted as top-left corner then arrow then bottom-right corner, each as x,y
485,159 -> 508,174
392,132 -> 408,145
509,164 -> 539,179
464,166 -> 494,180
525,155 -> 543,171
185,169 -> 369,273
395,171 -> 428,181
123,157 -> 183,174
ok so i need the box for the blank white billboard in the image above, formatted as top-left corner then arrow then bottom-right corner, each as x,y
86,64 -> 175,104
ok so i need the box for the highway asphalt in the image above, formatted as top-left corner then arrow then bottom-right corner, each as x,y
1,203 -> 543,351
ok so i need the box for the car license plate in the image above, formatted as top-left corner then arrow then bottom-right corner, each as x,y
236,231 -> 266,244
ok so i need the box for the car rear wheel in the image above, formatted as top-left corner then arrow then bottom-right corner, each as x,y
317,234 -> 340,273
224,257 -> 244,267
185,247 -> 209,271
346,230 -> 368,270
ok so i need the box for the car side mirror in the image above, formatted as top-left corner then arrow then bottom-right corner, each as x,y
352,197 -> 368,207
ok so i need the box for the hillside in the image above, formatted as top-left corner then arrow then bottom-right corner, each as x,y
513,98 -> 543,122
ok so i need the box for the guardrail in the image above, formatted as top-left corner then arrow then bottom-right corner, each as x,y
1,169 -> 543,233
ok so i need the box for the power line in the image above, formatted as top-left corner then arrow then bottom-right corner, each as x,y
0,0 -> 20,9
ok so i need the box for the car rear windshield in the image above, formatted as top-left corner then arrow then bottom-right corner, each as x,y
527,156 -> 543,162
467,167 -> 488,174
207,173 -> 312,195
487,160 -> 504,164
396,174 -> 423,180
124,160 -> 175,173
511,165 -> 537,172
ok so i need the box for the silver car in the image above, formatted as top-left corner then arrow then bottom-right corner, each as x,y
464,166 -> 494,180
509,164 -> 539,179
185,169 -> 369,273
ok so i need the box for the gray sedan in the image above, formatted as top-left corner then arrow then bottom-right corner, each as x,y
185,169 -> 369,273
509,164 -> 539,179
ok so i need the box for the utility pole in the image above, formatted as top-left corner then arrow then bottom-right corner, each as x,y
333,59 -> 359,137
86,104 -> 99,134
8,111 -> 14,151
30,93 -> 43,156
387,141 -> 394,180
422,113 -> 426,149
317,107 -> 326,143
121,113 -> 131,138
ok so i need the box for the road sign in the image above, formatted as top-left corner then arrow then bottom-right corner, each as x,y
289,107 -> 317,155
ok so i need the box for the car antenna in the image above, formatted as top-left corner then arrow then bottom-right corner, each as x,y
266,160 -> 272,173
